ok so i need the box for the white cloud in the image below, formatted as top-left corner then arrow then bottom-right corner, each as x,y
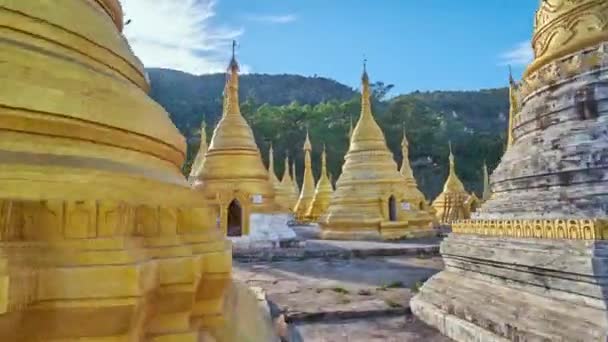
499,40 -> 534,66
121,0 -> 247,75
246,14 -> 297,24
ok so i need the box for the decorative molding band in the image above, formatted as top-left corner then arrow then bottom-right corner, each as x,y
452,218 -> 608,240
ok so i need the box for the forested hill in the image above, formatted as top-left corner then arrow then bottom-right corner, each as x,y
148,68 -> 509,200
147,68 -> 357,135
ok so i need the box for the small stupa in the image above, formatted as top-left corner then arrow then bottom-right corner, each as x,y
188,119 -> 208,183
193,42 -> 294,245
276,156 -> 299,211
413,1 -> 608,340
399,128 -> 432,212
320,62 -> 434,240
481,162 -> 491,202
267,144 -> 282,192
291,161 -> 300,196
431,144 -> 477,223
293,131 -> 316,222
306,145 -> 334,221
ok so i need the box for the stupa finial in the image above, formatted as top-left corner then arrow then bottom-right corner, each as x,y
303,129 -> 312,151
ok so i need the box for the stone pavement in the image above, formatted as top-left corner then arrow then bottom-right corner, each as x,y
233,242 -> 449,341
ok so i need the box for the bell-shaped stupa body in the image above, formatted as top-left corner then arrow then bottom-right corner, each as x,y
413,2 -> 608,340
193,50 -> 276,236
0,1 -> 275,340
306,146 -> 334,221
293,131 -> 316,222
431,145 -> 475,223
276,156 -> 299,211
188,119 -> 208,183
320,66 -> 434,240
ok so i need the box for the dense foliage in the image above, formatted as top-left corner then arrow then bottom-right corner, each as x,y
148,69 -> 508,200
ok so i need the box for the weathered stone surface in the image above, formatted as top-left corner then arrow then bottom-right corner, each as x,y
478,61 -> 608,219
412,234 -> 608,342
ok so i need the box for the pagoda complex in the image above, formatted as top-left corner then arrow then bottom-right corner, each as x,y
320,64 -> 435,240
0,0 -> 279,340
293,131 -> 316,222
192,45 -> 278,237
431,145 -> 479,223
413,1 -> 608,340
306,145 -> 334,221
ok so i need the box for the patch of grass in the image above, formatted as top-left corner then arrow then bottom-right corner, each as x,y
411,281 -> 424,293
378,281 -> 405,291
331,287 -> 350,294
384,299 -> 403,308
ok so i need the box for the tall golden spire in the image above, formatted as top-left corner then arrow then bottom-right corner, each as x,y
306,144 -> 334,221
482,161 -> 491,202
194,41 -> 277,221
400,126 -> 416,185
294,130 -> 316,221
268,144 -> 280,187
320,63 -> 435,240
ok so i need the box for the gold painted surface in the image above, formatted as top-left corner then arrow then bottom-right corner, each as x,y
320,66 -> 434,240
431,146 -> 476,224
193,50 -> 277,234
306,146 -> 334,221
453,219 -> 608,240
0,1 -> 271,340
527,0 -> 608,77
293,131 -> 316,222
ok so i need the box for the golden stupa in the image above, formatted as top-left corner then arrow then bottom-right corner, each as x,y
293,131 -> 316,222
277,156 -> 299,211
188,119 -> 208,183
306,145 -> 334,221
193,43 -> 276,236
0,1 -> 280,340
320,64 -> 435,240
399,129 -> 432,211
431,144 -> 477,223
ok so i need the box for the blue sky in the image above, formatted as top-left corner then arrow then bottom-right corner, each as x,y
123,0 -> 538,94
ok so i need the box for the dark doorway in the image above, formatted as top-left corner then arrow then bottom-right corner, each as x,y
227,200 -> 242,237
388,196 -> 397,222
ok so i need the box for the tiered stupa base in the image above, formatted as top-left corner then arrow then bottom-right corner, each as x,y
321,218 -> 436,241
411,233 -> 608,342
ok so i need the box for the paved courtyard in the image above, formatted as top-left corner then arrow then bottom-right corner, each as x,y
233,230 -> 450,341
